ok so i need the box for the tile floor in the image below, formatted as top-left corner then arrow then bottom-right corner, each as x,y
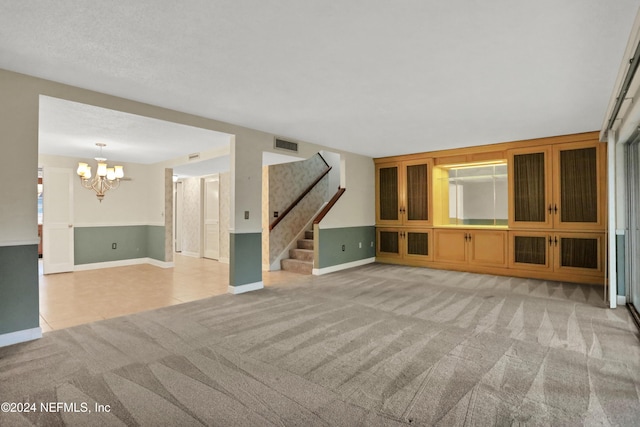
39,254 -> 308,332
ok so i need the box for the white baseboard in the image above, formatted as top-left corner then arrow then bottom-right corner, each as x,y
218,257 -> 230,264
147,258 -> 174,269
312,257 -> 375,275
181,251 -> 201,258
228,281 -> 264,294
75,258 -> 172,271
0,327 -> 42,348
617,295 -> 627,305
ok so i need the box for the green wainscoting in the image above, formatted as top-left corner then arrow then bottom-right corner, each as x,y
0,244 -> 39,335
317,226 -> 376,269
74,225 -> 166,265
229,232 -> 262,287
147,226 -> 166,261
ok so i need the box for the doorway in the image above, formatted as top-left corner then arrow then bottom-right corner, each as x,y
172,172 -> 228,261
37,95 -> 234,331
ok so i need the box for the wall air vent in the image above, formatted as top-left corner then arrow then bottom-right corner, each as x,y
188,153 -> 200,161
274,138 -> 299,153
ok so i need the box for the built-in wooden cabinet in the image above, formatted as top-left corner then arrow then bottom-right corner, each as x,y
434,229 -> 507,267
376,158 -> 433,227
377,227 -> 432,262
509,231 -> 605,277
508,140 -> 606,230
509,146 -> 553,228
374,132 -> 606,286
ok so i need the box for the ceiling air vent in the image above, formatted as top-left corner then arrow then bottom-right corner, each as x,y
188,152 -> 200,161
274,138 -> 298,153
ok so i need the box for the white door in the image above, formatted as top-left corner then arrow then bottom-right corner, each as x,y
43,167 -> 74,274
175,181 -> 183,252
203,175 -> 220,260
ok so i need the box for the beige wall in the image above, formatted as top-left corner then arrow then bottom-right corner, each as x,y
319,151 -> 375,229
0,68 -> 375,246
38,154 -> 165,226
0,69 -> 264,246
0,71 -> 40,245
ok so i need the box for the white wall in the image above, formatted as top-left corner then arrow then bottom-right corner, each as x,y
320,150 -> 342,196
319,151 -> 375,229
38,154 -> 163,226
461,180 -> 508,221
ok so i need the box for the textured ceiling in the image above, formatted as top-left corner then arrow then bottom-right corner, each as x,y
1,1 -> 638,158
38,96 -> 231,164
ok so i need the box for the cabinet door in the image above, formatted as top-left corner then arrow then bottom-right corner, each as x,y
404,230 -> 433,261
376,163 -> 401,225
403,158 -> 433,226
553,232 -> 604,277
377,228 -> 402,259
508,146 -> 552,228
434,229 -> 467,264
509,231 -> 552,271
552,141 -> 606,230
469,230 -> 507,267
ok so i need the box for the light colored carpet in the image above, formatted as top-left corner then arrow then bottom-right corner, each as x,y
1,264 -> 639,426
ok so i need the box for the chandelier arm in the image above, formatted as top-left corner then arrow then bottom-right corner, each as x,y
91,177 -> 107,197
79,177 -> 93,189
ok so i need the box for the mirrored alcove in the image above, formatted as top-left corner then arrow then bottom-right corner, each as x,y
435,162 -> 508,226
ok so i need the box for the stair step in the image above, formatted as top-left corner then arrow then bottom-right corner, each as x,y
305,230 -> 314,239
290,248 -> 313,261
281,258 -> 313,275
297,239 -> 314,250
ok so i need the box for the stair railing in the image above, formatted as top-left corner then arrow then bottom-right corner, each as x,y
269,154 -> 331,231
313,187 -> 346,224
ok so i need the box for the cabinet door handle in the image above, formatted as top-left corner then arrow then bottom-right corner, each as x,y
554,236 -> 558,247
548,204 -> 553,214
554,204 -> 558,214
548,236 -> 553,246
468,233 -> 472,242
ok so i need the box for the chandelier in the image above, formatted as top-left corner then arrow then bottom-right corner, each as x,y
76,143 -> 124,202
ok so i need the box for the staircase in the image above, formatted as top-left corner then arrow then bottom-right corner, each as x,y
281,230 -> 314,274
